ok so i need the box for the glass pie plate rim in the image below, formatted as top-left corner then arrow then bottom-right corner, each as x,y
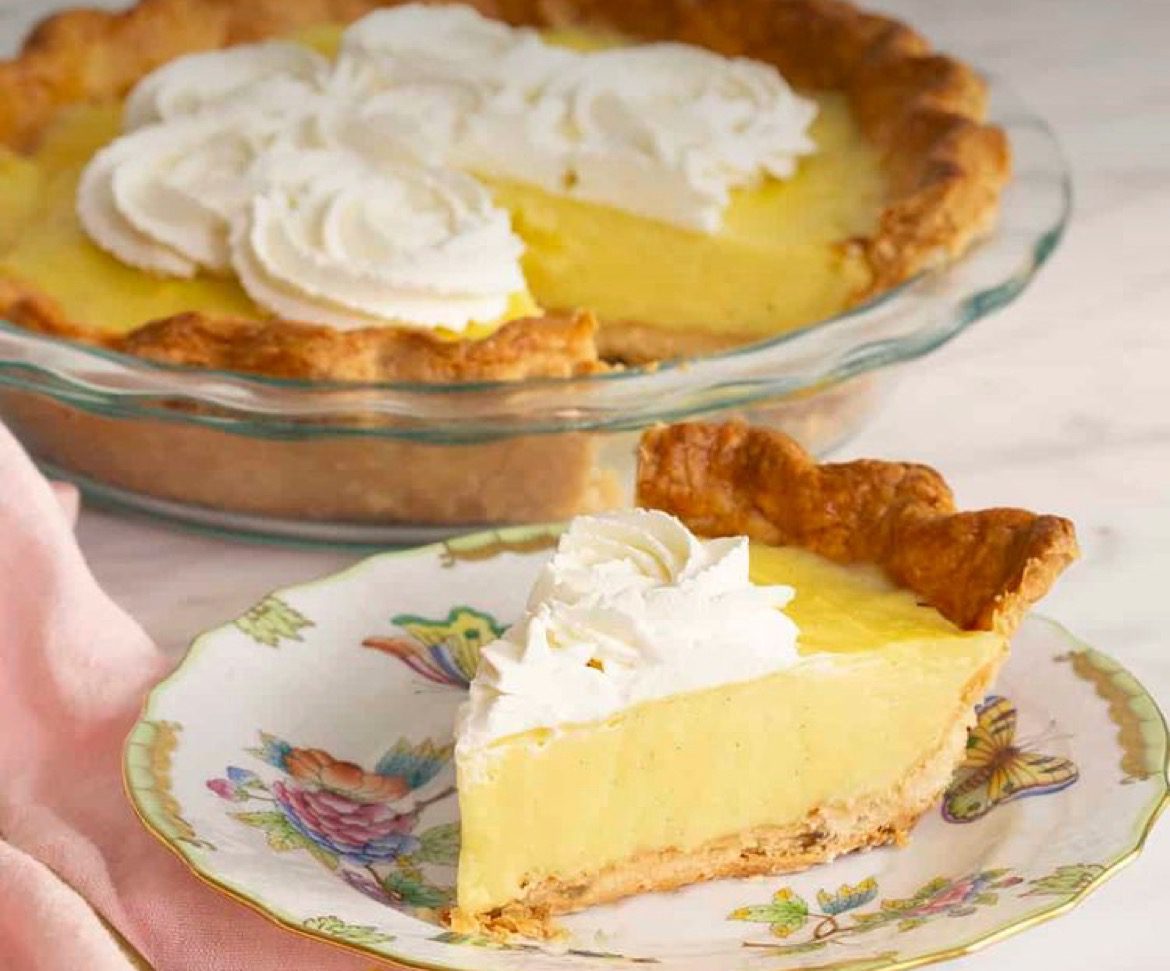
0,81 -> 1069,446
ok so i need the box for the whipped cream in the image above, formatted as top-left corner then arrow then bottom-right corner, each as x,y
77,113 -> 284,275
78,3 -> 818,325
537,44 -> 818,231
343,11 -> 817,230
335,4 -> 574,172
456,509 -> 800,751
340,3 -> 570,91
341,6 -> 818,230
232,149 -> 525,331
122,42 -> 327,131
299,57 -> 481,167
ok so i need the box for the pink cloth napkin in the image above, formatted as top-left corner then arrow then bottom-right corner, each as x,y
0,422 -> 381,971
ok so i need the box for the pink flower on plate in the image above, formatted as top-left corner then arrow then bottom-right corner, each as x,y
206,777 -> 246,801
230,733 -> 455,866
272,779 -> 421,865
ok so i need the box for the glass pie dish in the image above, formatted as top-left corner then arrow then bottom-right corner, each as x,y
0,84 -> 1068,546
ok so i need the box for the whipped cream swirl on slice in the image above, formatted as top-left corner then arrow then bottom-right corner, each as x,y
511,43 -> 819,231
123,41 -> 328,131
456,509 -> 800,750
77,113 -> 285,275
231,149 -> 525,331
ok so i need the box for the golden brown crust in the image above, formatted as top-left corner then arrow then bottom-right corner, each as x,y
456,814 -> 921,939
0,277 -> 92,341
0,0 -> 388,149
0,274 -> 605,380
118,309 -> 605,381
0,0 -> 1010,379
451,652 -> 1000,936
637,421 -> 1078,635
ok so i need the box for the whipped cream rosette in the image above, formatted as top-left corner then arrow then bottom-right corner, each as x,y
302,55 -> 483,167
456,509 -> 800,748
528,43 -> 818,231
122,41 -> 328,131
231,148 -> 526,332
78,111 -> 289,275
340,3 -> 570,91
337,4 -> 575,174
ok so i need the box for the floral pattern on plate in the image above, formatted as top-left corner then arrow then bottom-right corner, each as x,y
124,529 -> 1168,971
206,733 -> 458,914
730,870 -> 1025,957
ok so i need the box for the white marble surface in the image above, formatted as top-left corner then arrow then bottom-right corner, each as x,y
4,0 -> 1169,967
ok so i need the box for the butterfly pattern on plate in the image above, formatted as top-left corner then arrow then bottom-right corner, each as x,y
943,695 -> 1079,823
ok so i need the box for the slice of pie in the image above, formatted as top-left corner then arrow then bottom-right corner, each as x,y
450,421 -> 1077,937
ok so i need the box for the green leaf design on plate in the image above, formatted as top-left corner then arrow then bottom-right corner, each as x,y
382,869 -> 453,909
889,877 -> 948,910
731,905 -> 788,921
302,915 -> 393,946
1024,863 -> 1107,897
229,811 -> 314,854
415,822 -> 460,866
230,810 -> 287,829
262,819 -> 311,853
729,888 -> 809,937
228,814 -> 318,861
235,596 -> 313,647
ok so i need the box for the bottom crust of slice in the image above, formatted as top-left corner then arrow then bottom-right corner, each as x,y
449,655 -> 1000,940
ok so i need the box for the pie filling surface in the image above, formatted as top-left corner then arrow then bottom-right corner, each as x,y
0,22 -> 884,345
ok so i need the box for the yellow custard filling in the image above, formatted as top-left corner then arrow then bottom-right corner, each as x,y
0,27 -> 884,341
490,95 -> 881,338
748,543 -> 971,654
0,103 -> 535,339
456,544 -> 1003,916
0,103 -> 258,328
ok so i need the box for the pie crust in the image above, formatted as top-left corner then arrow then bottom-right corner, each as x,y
637,421 -> 1079,634
0,0 -> 1010,379
452,420 -> 1077,936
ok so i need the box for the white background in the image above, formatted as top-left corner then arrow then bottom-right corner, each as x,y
2,0 -> 1167,967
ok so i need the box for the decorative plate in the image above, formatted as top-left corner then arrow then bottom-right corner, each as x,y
125,526 -> 1168,971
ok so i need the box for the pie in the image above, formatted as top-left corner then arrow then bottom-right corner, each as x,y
0,0 -> 1010,529
450,421 -> 1078,936
0,0 -> 1009,376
